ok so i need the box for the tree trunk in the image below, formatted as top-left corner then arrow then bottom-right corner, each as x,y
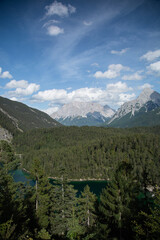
36,177 -> 38,211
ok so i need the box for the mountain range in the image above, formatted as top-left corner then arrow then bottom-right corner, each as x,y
0,88 -> 160,139
51,102 -> 115,126
51,88 -> 160,128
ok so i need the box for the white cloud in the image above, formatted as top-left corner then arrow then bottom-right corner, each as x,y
83,21 -> 93,26
42,20 -> 60,28
111,48 -> 129,55
106,81 -> 132,93
68,4 -> 76,14
138,83 -> 154,90
140,49 -> 160,62
32,82 -> 134,109
94,64 -> 130,79
122,71 -> 144,81
43,106 -> 59,115
47,25 -> 64,36
91,62 -> 99,67
5,80 -> 28,89
7,81 -> 40,97
9,97 -> 18,101
45,1 -> 76,17
147,61 -> 160,76
32,89 -> 67,102
118,93 -> 136,106
0,67 -> 13,79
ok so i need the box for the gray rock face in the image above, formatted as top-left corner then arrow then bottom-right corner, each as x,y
51,102 -> 115,120
0,127 -> 12,142
109,88 -> 160,123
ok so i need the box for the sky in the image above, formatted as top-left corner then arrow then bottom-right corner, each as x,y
0,0 -> 160,114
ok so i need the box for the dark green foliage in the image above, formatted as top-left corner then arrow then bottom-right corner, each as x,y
1,125 -> 160,239
0,141 -> 35,239
78,185 -> 97,230
50,171 -> 79,237
98,161 -> 138,239
13,126 -> 160,183
133,189 -> 160,239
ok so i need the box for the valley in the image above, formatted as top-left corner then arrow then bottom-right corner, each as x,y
0,90 -> 160,240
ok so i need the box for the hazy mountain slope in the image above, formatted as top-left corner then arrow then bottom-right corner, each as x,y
0,96 -> 61,135
51,102 -> 115,126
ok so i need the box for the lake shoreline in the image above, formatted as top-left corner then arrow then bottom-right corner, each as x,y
22,167 -> 107,182
49,176 -> 107,182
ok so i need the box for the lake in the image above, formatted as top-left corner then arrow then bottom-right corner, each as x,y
12,169 -> 107,196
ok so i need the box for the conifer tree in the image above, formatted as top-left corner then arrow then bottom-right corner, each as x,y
49,170 -> 78,237
78,185 -> 97,230
30,158 -> 51,230
0,141 -> 30,239
98,160 -> 137,239
133,188 -> 160,240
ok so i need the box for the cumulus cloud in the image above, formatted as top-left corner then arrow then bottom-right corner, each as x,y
122,71 -> 144,81
0,67 -> 13,79
138,83 -> 154,90
140,49 -> 160,62
6,80 -> 40,97
32,89 -> 68,103
111,48 -> 129,55
94,64 -> 130,79
43,106 -> 59,115
147,61 -> 160,76
5,80 -> 28,89
106,81 -> 132,93
47,25 -> 64,36
32,81 -> 134,109
118,93 -> 136,106
45,1 -> 76,17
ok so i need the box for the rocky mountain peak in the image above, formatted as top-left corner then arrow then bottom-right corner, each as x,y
51,102 -> 115,120
109,88 -> 160,124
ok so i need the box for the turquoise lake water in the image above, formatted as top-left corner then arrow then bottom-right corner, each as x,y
12,169 -> 107,196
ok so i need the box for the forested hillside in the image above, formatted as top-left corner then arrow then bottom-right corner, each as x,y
1,137 -> 160,240
13,126 -> 160,182
0,96 -> 61,136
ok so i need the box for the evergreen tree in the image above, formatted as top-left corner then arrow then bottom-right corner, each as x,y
98,161 -> 137,239
49,170 -> 78,237
30,158 -> 51,230
78,185 -> 97,231
133,188 -> 160,240
0,141 -> 31,239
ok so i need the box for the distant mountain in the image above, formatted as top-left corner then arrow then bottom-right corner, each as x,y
0,96 -> 61,136
51,102 -> 115,126
108,88 -> 160,128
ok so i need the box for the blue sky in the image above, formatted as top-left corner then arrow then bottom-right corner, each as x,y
0,0 -> 160,114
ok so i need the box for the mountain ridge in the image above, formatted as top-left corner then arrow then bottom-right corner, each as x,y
108,88 -> 160,127
108,88 -> 160,124
0,96 -> 61,136
51,88 -> 160,128
51,102 -> 115,126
